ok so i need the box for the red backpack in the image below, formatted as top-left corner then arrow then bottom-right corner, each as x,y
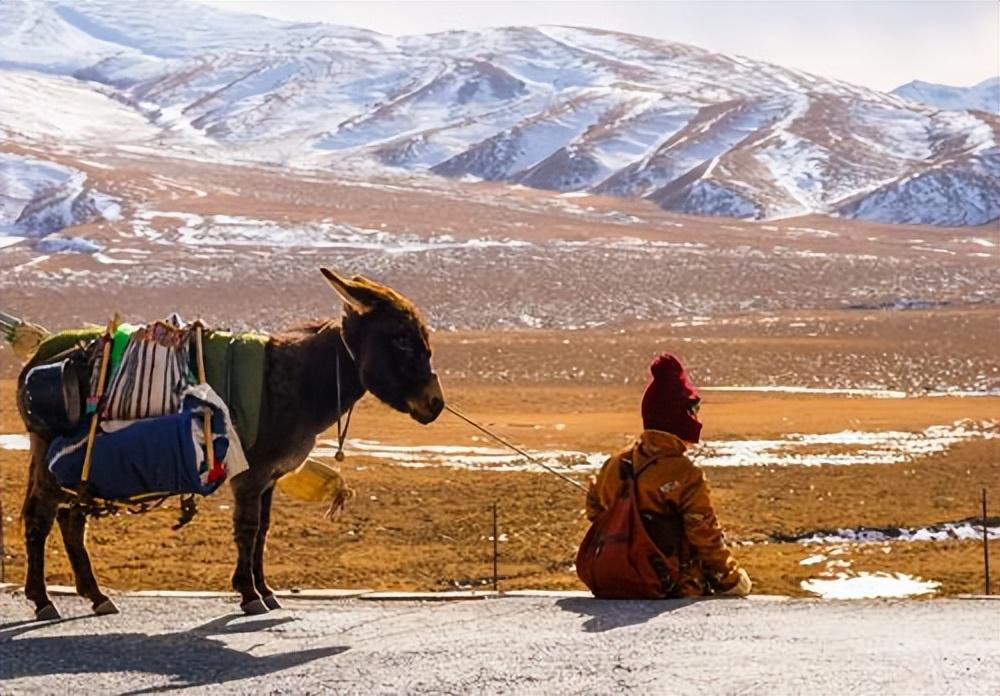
576,454 -> 682,599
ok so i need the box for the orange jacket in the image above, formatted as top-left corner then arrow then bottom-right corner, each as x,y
585,429 -> 742,595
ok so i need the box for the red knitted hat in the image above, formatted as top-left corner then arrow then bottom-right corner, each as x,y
640,352 -> 702,442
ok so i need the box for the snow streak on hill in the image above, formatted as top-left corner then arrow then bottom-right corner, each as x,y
1,0 -> 998,226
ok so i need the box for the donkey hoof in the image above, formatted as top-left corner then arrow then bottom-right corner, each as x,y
36,604 -> 61,621
262,594 -> 281,610
94,598 -> 120,615
241,598 -> 269,615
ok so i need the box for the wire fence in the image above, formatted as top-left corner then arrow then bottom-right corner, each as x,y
312,495 -> 587,593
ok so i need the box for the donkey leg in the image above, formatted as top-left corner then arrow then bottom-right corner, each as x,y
22,431 -> 63,620
56,507 -> 117,615
231,476 -> 267,614
254,485 -> 280,610
23,489 -> 60,620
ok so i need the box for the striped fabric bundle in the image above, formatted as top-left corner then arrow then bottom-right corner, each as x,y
101,321 -> 193,421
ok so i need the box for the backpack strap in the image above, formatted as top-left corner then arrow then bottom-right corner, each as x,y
619,445 -> 655,481
618,455 -> 635,480
617,451 -> 649,504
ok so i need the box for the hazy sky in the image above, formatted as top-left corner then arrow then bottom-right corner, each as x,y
202,1 -> 998,92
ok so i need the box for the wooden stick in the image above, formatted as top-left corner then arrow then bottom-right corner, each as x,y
0,497 -> 5,583
984,488 -> 991,596
80,317 -> 118,486
0,311 -> 20,332
492,501 -> 499,593
195,326 -> 215,475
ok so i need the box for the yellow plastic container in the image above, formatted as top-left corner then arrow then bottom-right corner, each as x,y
277,458 -> 347,503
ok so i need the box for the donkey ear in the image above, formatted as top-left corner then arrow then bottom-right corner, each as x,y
320,267 -> 373,313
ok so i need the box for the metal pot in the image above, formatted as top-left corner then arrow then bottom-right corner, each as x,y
19,359 -> 85,433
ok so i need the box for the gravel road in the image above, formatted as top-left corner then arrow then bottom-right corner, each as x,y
1,594 -> 997,694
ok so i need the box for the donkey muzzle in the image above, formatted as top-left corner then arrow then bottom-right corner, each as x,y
407,373 -> 444,424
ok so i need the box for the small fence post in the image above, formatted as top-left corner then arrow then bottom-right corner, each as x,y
492,501 -> 499,593
0,497 -> 5,584
983,488 -> 990,596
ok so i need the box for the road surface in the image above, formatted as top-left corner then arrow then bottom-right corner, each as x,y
1,593 -> 997,694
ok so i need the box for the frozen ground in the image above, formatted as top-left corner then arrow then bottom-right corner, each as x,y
0,594 -> 997,694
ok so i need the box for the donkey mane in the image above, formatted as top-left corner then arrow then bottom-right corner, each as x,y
277,318 -> 336,338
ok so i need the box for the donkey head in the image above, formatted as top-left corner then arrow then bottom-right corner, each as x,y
321,267 -> 444,424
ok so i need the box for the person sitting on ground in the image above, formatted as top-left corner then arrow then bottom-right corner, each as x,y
585,352 -> 752,597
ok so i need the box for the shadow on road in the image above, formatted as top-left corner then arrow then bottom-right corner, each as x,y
0,615 -> 95,641
556,597 -> 701,632
0,612 -> 347,691
189,613 -> 298,635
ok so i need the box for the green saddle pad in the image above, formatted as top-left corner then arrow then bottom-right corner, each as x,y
34,324 -> 268,450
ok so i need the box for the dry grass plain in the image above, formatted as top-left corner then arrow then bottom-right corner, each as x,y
1,307 -> 998,599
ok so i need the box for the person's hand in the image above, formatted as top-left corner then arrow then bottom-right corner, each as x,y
721,568 -> 752,597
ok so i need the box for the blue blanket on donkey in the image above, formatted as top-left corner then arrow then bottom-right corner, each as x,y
47,395 -> 229,500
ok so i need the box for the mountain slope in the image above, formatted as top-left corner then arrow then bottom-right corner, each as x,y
0,0 -> 996,226
0,152 -> 119,239
892,77 -> 1000,115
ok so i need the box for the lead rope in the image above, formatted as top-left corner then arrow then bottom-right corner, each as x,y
328,324 -> 582,492
334,350 -> 353,462
444,403 -> 587,492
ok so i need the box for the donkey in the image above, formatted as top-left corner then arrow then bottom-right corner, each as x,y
18,268 -> 445,618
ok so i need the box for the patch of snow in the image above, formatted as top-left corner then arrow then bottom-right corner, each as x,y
701,386 -> 909,398
0,434 -> 31,450
34,235 -> 104,254
801,572 -> 939,599
315,438 -> 607,473
93,253 -> 138,265
694,419 -> 998,468
91,191 -> 121,221
786,226 -> 839,239
796,522 -> 1000,544
0,70 -> 161,143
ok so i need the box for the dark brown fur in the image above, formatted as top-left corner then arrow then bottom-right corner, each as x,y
18,270 -> 444,617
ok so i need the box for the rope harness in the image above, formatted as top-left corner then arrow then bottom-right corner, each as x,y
334,349 -> 354,462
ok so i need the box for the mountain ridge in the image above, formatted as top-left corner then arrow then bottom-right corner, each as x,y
1,0 -> 997,227
892,77 -> 1000,115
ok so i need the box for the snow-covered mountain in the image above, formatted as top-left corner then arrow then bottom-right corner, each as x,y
1,0 -> 998,226
892,78 -> 1000,115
